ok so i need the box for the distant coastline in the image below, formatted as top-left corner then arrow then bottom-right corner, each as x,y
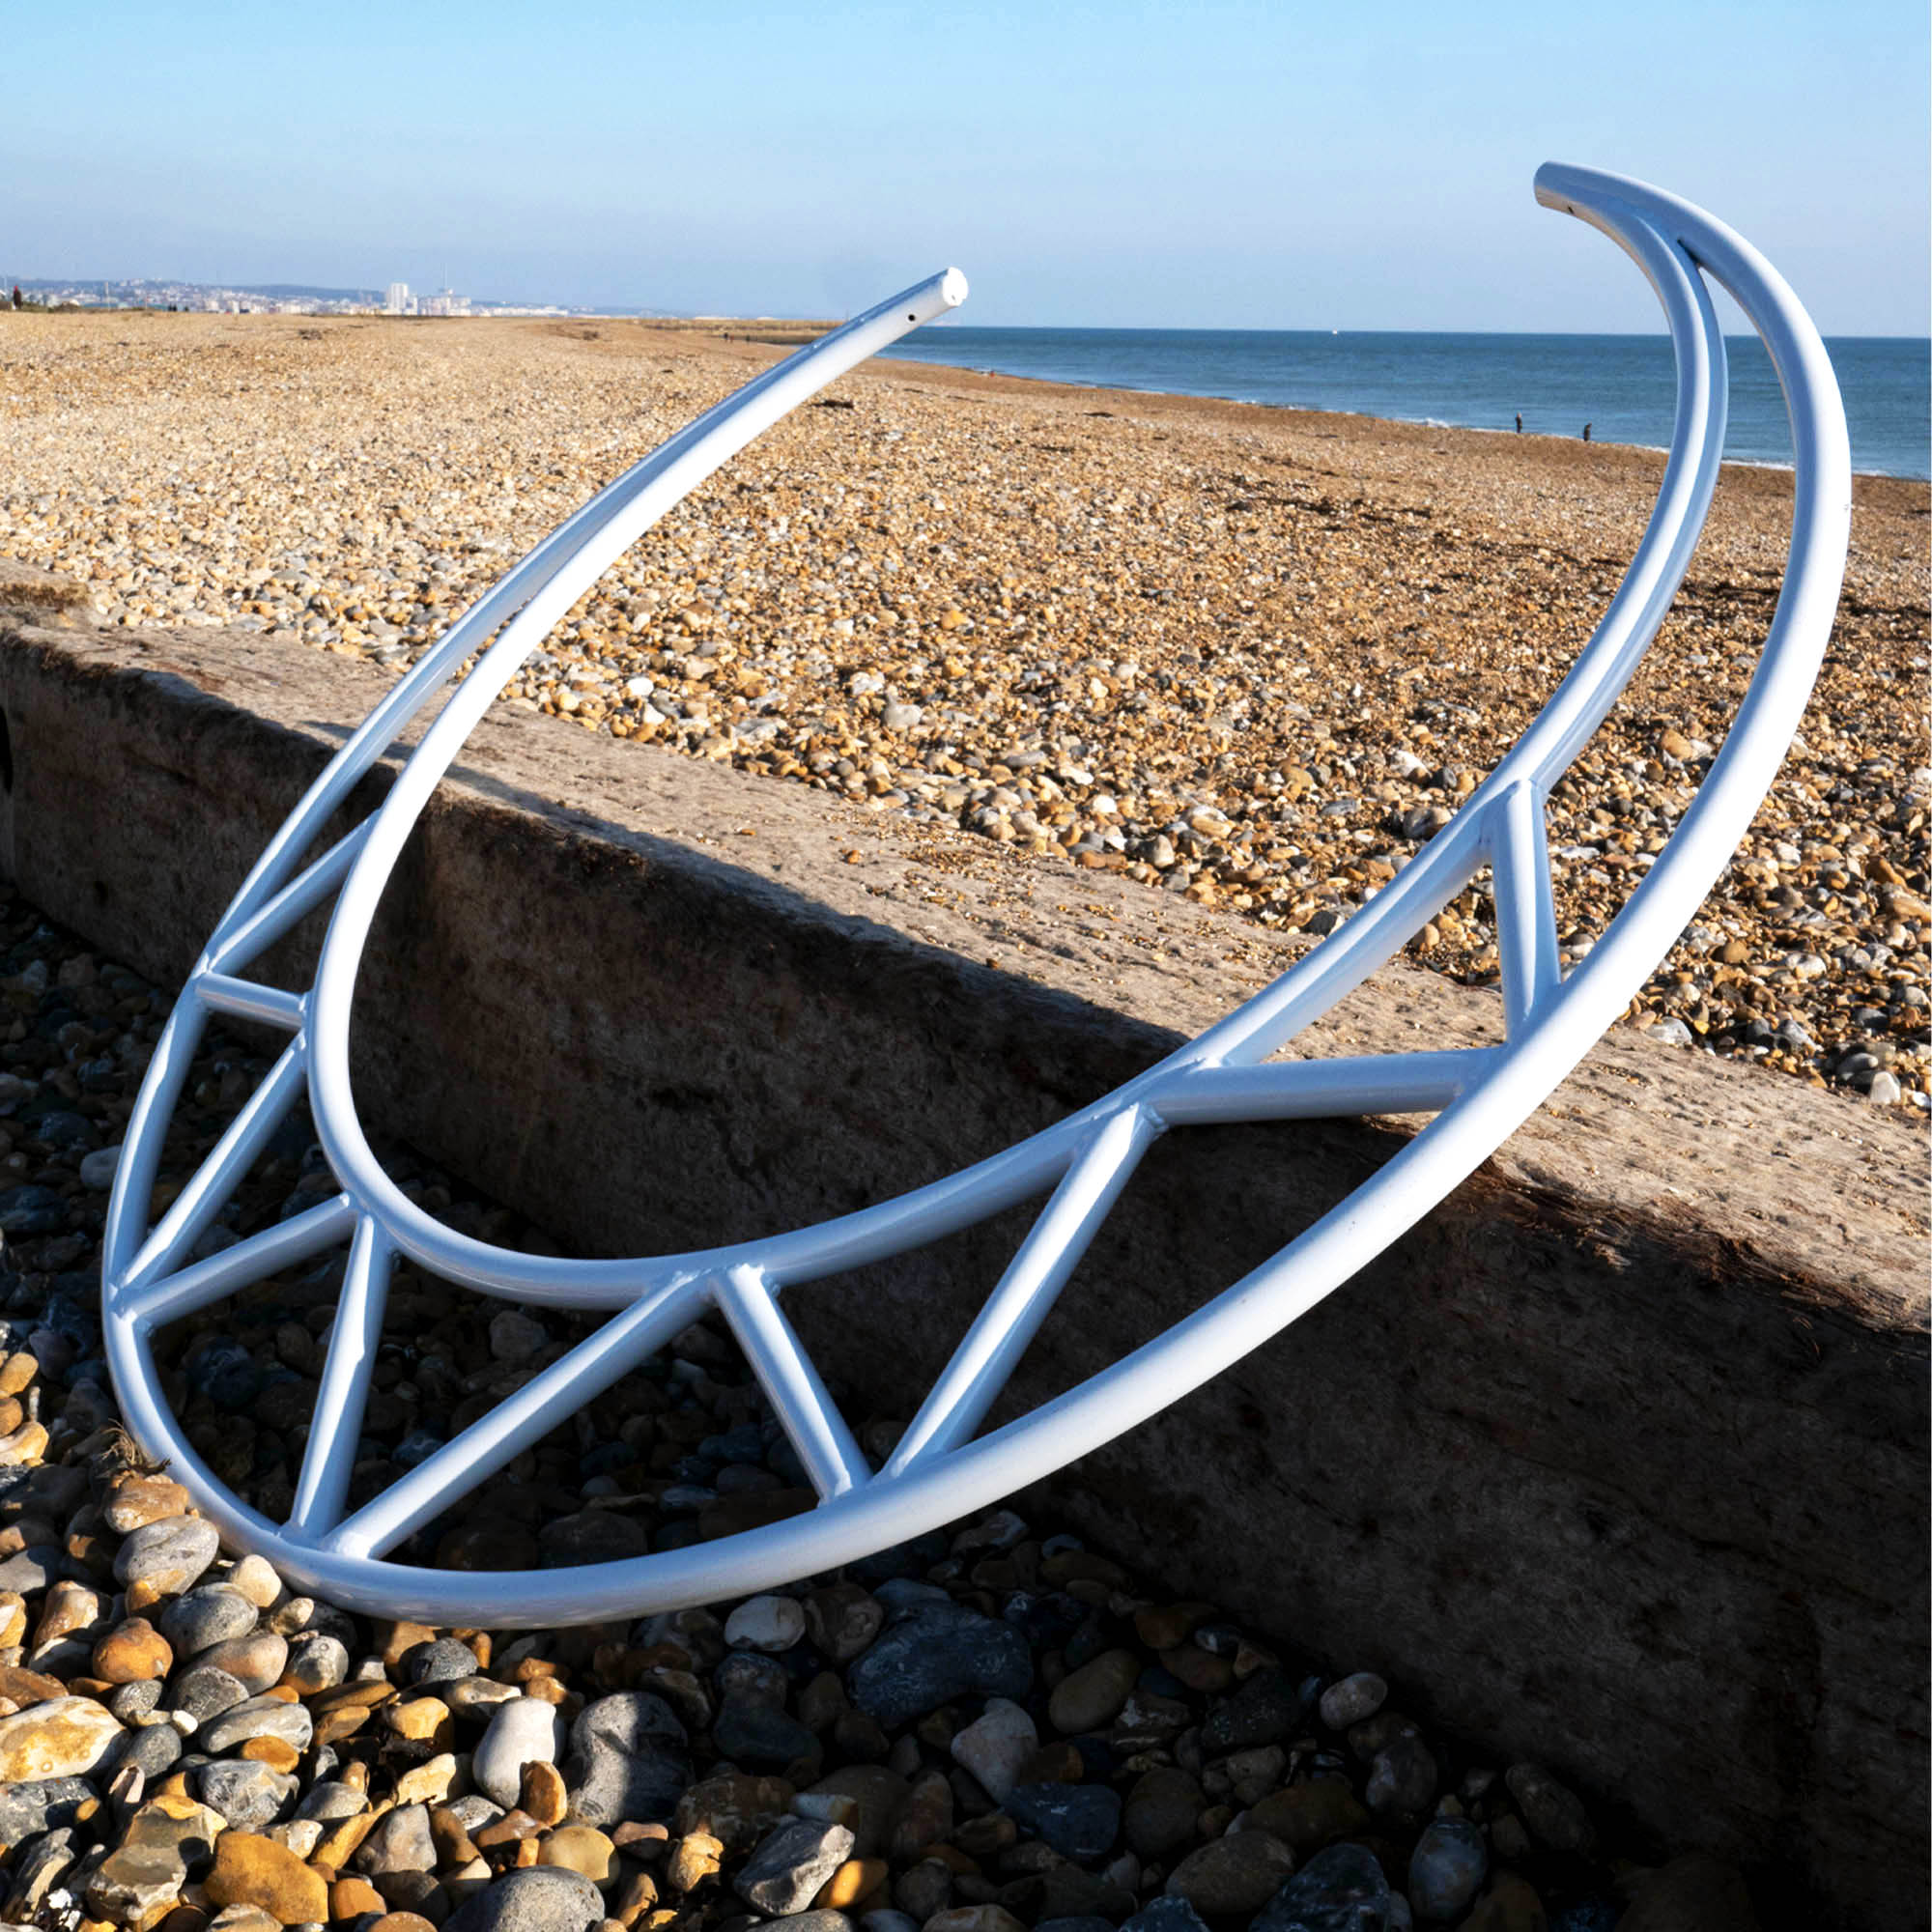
874,326 -> 1931,482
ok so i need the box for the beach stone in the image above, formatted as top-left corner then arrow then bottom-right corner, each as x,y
675,1772 -> 798,1852
205,1830 -> 330,1923
0,1691 -> 122,1778
410,1636 -> 480,1685
370,1916 -> 440,1932
395,1752 -> 458,1805
160,1586 -> 260,1655
735,1819 -> 856,1916
539,1825 -> 619,1888
713,1691 -> 818,1770
804,1582 -> 886,1662
1503,1763 -> 1594,1853
197,1632 -> 289,1694
1613,1853 -> 1759,1930
862,1914 -> 922,1932
666,1830 -> 724,1892
1246,1779 -> 1372,1856
297,1779 -> 370,1822
814,1857 -> 889,1911
1122,1900 -> 1211,1932
445,1865 -> 604,1932
1048,1649 -> 1139,1735
1364,1734 -> 1436,1817
1460,1876 -> 1547,1932
1166,1831 -> 1295,1916
199,1758 -> 299,1829
0,1660 -> 71,1705
1317,1673 -> 1386,1731
230,1554 -> 284,1608
356,1804 -> 438,1875
1250,1844 -> 1393,1932
519,1758 -> 568,1826
87,1790 -> 229,1921
171,1662 -> 252,1723
949,1696 -> 1037,1802
1201,1668 -> 1311,1753
202,1692 -> 314,1754
810,1767 -> 912,1860
473,1697 -> 568,1808
115,1516 -> 221,1598
0,1775 -> 96,1842
777,1914 -> 857,1932
922,1912 -> 1027,1932
847,1605 -> 1031,1725
725,1594 -> 808,1651
562,1691 -> 689,1825
1124,1766 -> 1206,1860
1406,1816 -> 1487,1921
1004,1782 -> 1122,1864
122,1721 -> 185,1779
283,1632 -> 349,1694
332,1877 -> 388,1919
104,1472 -> 193,1532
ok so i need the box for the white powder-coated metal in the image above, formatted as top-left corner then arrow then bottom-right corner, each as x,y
101,166 -> 1850,1623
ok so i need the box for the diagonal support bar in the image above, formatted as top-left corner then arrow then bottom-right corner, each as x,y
1490,781 -> 1563,1034
124,1044 -> 310,1293
322,1275 -> 708,1559
716,1265 -> 869,1499
196,974 -> 306,1032
121,1192 -> 359,1326
884,1104 -> 1160,1478
287,1215 -> 393,1541
1151,1048 -> 1500,1123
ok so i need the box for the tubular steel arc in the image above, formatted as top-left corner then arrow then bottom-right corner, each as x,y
101,166 -> 1852,1623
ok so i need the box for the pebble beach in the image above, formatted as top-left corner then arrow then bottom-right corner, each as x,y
0,310 -> 1925,1113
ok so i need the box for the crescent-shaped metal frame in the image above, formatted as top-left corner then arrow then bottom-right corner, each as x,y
101,164 -> 1850,1624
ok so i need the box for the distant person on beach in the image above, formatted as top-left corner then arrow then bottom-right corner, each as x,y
1582,422 -> 1592,441
1515,412 -> 1521,433
10,287 -> 19,310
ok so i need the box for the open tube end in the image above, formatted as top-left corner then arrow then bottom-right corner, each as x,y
940,267 -> 969,308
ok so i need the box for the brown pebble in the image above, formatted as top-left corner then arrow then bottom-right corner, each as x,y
330,1877 -> 386,1921
367,1917 -> 438,1932
519,1760 -> 567,1827
92,1618 -> 174,1684
204,1833 -> 329,1924
103,1472 -> 193,1534
240,1736 -> 300,1773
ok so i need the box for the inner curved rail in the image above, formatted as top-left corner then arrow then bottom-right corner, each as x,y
100,164 -> 1851,1622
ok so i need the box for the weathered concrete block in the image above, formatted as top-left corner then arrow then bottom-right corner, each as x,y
0,613 -> 1923,1930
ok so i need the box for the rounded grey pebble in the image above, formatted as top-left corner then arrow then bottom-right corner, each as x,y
168,1662 -> 250,1724
109,1680 -> 163,1722
198,1759 -> 298,1829
297,1780 -> 369,1823
443,1864 -> 603,1932
286,1633 -> 348,1693
158,1585 -> 259,1656
409,1636 -> 480,1685
117,1722 -> 184,1780
766,1916 -> 853,1932
1406,1815 -> 1487,1921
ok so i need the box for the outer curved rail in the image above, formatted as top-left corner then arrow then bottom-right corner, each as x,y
101,166 -> 1850,1623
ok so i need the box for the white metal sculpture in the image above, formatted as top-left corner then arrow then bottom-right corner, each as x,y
102,165 -> 1849,1623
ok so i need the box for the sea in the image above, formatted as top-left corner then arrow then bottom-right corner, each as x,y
876,329 -> 1930,481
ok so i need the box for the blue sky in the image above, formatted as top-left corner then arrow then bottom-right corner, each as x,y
5,1 -> 1926,331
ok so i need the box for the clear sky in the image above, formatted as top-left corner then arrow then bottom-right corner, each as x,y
5,0 -> 1926,332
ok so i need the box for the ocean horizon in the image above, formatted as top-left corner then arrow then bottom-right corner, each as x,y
876,327 -> 1929,482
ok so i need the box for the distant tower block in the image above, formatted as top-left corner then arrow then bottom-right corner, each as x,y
385,282 -> 411,315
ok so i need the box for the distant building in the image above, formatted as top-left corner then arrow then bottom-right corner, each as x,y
385,282 -> 411,315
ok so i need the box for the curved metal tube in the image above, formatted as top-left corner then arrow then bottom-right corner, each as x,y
101,166 -> 1850,1622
